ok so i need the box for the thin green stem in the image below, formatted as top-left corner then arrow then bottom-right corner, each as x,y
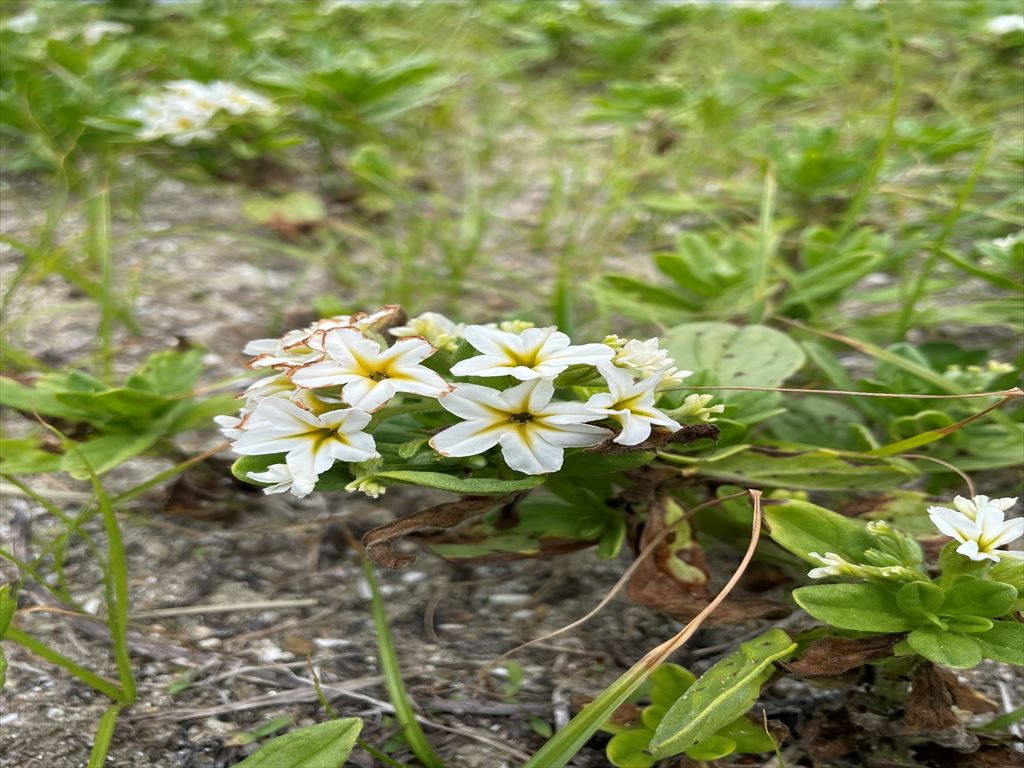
87,174 -> 114,378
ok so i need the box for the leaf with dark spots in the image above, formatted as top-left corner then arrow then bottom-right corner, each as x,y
783,634 -> 901,677
363,493 -> 519,569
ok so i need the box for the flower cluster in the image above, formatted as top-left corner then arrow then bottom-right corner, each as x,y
127,80 -> 276,145
221,306 -> 712,498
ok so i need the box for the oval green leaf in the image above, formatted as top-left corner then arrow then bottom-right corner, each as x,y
234,718 -> 362,768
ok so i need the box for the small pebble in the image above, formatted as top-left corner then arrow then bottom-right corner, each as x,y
46,708 -> 64,721
488,594 -> 531,607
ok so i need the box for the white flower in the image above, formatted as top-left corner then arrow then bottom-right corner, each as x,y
927,495 -> 1023,563
82,21 -> 131,45
247,463 -> 317,498
451,325 -> 613,381
4,10 -> 38,33
992,231 -> 1023,249
585,363 -> 680,445
389,312 -> 464,352
807,552 -> 857,579
232,398 -> 379,489
675,393 -> 725,422
604,336 -> 691,389
430,379 -> 609,475
986,15 -> 1024,35
289,328 -> 451,412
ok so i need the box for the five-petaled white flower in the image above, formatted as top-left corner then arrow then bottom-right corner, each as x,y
451,325 -> 613,381
232,398 -> 379,490
430,379 -> 609,475
927,495 -> 1023,562
289,328 -> 450,412
585,363 -> 680,445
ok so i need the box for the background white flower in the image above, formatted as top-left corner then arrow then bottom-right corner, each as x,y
451,325 -> 612,381
986,15 -> 1024,36
430,379 -> 609,475
247,463 -> 317,498
82,21 -> 131,45
927,494 -> 1022,562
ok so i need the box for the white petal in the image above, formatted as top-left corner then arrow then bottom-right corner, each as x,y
391,367 -> 451,398
596,362 -> 634,400
991,497 -> 1019,512
430,420 -> 502,457
244,338 -> 281,356
450,355 -> 515,378
498,428 -> 563,475
232,432 -> 307,456
343,378 -> 396,412
327,431 -> 379,463
531,421 -> 609,448
543,342 -> 615,367
437,384 -> 508,419
928,506 -> 978,542
953,496 -> 979,518
613,412 -> 653,446
464,325 -> 517,358
988,517 -> 1024,549
317,407 -> 372,433
956,539 -> 996,563
290,360 -> 359,389
380,336 -> 436,367
324,328 -> 381,369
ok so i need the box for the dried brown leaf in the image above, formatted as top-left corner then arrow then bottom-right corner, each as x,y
783,634 -> 902,678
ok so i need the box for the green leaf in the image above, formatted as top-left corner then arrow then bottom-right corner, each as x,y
126,349 -> 205,396
896,581 -> 945,617
941,579 -> 1017,618
606,729 -> 657,768
989,557 -> 1024,593
650,629 -> 796,757
662,322 -> 805,423
61,432 -> 162,479
234,718 -> 362,768
944,616 -> 993,634
793,584 -> 913,632
557,451 -> 655,476
716,717 -> 776,754
374,470 -> 544,494
691,449 -> 915,491
0,437 -> 62,474
648,664 -> 695,707
906,627 -> 982,669
765,499 -> 879,565
685,734 -> 737,762
0,375 -> 90,421
975,621 -> 1024,666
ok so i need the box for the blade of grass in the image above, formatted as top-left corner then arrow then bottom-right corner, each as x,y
359,554 -> 443,768
750,165 -> 777,323
836,8 -> 902,241
895,134 -> 995,338
523,491 -> 764,768
5,626 -> 126,702
86,176 -> 115,378
87,704 -> 122,768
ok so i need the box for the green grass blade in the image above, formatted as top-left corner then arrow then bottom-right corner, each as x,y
86,177 -> 115,378
836,9 -> 902,241
360,556 -> 444,768
895,134 -> 995,338
87,704 -> 122,768
5,626 -> 126,702
750,165 -> 777,323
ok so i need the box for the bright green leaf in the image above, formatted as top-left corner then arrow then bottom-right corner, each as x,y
234,718 -> 362,768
